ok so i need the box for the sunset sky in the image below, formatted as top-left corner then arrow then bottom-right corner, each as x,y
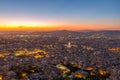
0,0 -> 120,31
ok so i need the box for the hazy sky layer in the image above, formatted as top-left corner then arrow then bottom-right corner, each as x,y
0,0 -> 120,30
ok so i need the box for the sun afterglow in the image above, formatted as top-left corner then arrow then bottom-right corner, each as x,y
0,19 -> 120,31
0,19 -> 60,31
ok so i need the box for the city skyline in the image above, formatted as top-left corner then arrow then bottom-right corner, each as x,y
0,0 -> 120,31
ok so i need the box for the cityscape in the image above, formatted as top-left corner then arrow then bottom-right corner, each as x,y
0,30 -> 120,80
0,0 -> 120,80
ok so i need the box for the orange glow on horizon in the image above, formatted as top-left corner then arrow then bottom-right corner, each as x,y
0,25 -> 120,31
0,26 -> 59,31
0,19 -> 120,31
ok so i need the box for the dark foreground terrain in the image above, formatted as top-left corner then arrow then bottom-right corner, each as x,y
0,30 -> 120,80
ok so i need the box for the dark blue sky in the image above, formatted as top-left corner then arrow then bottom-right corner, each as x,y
0,0 -> 120,30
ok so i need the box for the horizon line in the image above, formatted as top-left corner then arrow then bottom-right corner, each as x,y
0,29 -> 120,32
